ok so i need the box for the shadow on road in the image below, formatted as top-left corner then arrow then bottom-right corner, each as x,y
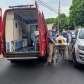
0,60 -> 84,84
9,60 -> 76,73
10,59 -> 46,68
74,64 -> 84,72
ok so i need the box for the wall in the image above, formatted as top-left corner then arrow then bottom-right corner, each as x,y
13,20 -> 22,41
5,11 -> 14,42
5,11 -> 23,52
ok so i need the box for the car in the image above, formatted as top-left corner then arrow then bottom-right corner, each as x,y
73,28 -> 84,65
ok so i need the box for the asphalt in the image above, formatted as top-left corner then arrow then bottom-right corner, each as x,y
0,59 -> 84,84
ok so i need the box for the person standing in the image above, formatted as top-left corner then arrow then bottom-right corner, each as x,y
55,32 -> 68,62
47,27 -> 57,64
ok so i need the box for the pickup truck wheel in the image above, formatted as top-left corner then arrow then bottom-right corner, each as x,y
72,50 -> 80,67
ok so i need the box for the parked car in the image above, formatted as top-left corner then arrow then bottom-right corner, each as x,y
73,28 -> 84,65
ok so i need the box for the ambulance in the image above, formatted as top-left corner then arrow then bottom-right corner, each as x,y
0,3 -> 48,63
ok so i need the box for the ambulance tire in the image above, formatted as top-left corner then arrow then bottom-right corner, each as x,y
10,60 -> 19,64
38,53 -> 48,63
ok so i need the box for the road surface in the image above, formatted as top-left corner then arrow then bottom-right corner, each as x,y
0,59 -> 84,84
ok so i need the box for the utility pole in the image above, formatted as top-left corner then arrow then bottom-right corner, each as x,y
58,0 -> 60,32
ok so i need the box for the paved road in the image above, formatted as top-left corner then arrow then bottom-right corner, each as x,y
0,59 -> 84,84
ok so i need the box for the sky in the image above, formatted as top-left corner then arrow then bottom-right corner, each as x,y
0,0 -> 72,18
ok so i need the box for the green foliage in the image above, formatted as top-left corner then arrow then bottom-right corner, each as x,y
58,14 -> 68,31
70,0 -> 84,27
46,18 -> 57,24
46,14 -> 71,31
46,0 -> 84,30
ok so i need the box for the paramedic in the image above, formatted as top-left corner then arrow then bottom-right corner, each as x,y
47,28 -> 57,64
62,29 -> 68,43
31,31 -> 39,51
55,32 -> 67,60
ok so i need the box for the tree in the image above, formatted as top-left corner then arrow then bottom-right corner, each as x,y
70,0 -> 84,27
46,14 -> 73,31
46,18 -> 56,24
53,14 -> 69,31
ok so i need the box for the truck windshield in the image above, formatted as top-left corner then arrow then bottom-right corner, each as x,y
79,30 -> 84,39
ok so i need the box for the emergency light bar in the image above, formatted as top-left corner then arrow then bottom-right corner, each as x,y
9,5 -> 35,9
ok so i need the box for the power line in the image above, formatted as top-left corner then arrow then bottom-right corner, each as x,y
38,0 -> 57,13
37,0 -> 69,14
37,0 -> 60,31
37,0 -> 58,14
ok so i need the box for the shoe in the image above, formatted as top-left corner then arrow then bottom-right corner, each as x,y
47,62 -> 52,65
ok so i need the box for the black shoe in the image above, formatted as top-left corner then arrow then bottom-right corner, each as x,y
47,62 -> 52,65
52,59 -> 54,63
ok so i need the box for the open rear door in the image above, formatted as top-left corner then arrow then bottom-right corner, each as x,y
0,8 -> 3,55
38,12 -> 47,56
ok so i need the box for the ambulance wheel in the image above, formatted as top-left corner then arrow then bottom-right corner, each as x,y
38,51 -> 48,63
38,55 -> 47,63
10,60 -> 19,64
